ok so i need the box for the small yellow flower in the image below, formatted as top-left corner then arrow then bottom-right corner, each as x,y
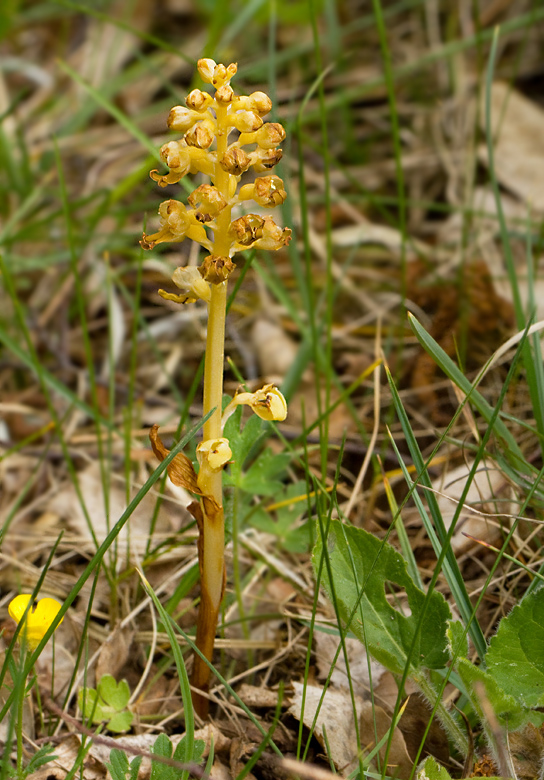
8,594 -> 63,650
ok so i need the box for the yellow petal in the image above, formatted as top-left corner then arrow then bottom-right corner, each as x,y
8,594 -> 33,623
8,595 -> 63,650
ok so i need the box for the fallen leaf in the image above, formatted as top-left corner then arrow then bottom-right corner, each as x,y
432,459 -> 509,552
96,626 -> 134,682
479,82 -> 544,211
288,682 -> 362,774
315,631 -> 387,699
359,701 -> 413,780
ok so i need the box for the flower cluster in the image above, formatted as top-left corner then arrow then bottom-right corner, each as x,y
144,58 -> 290,474
141,57 -> 291,303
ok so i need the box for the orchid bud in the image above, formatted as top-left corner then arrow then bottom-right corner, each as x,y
247,91 -> 273,115
167,106 -> 200,132
228,111 -> 263,133
185,89 -> 213,111
215,85 -> 234,105
255,123 -> 286,149
197,58 -> 217,83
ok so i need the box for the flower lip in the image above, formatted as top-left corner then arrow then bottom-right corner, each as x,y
8,594 -> 64,650
221,384 -> 288,427
197,438 -> 232,471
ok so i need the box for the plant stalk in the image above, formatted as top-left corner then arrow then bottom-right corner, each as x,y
413,671 -> 469,757
191,102 -> 232,717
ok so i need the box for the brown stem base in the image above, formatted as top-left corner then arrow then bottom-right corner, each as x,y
190,567 -> 225,719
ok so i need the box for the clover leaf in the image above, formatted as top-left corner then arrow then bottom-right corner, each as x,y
79,674 -> 133,733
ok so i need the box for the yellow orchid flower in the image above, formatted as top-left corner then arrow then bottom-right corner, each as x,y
8,594 -> 64,650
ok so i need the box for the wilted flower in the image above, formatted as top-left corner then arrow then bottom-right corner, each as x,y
238,175 -> 287,208
228,214 -> 291,253
219,147 -> 252,176
188,184 -> 228,223
184,119 -> 215,149
159,266 -> 211,304
199,255 -> 236,284
9,594 -> 64,651
141,200 -> 211,251
248,147 -> 283,172
239,122 -> 286,150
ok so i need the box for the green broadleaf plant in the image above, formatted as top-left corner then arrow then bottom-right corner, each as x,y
78,674 -> 133,733
150,734 -> 206,780
416,756 -> 506,780
106,734 -> 206,780
106,750 -> 142,780
313,521 -> 544,776
313,520 -> 451,674
485,587 -> 544,708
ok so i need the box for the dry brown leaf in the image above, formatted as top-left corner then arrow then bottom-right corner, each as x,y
194,723 -> 231,757
236,683 -> 285,709
149,424 -> 201,495
315,632 -> 387,699
479,82 -> 544,211
208,758 -> 232,780
508,724 -> 544,780
48,461 -> 178,556
288,378 -> 352,439
251,319 -> 299,380
288,682 -> 362,774
87,733 -> 157,776
432,459 -> 509,552
230,737 -> 258,780
131,673 -> 179,718
359,701 -> 413,780
398,695 -> 449,766
96,626 -> 134,682
0,674 -> 34,744
33,735 -> 105,780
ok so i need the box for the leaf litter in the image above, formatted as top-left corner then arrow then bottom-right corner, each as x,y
2,1 -> 544,778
